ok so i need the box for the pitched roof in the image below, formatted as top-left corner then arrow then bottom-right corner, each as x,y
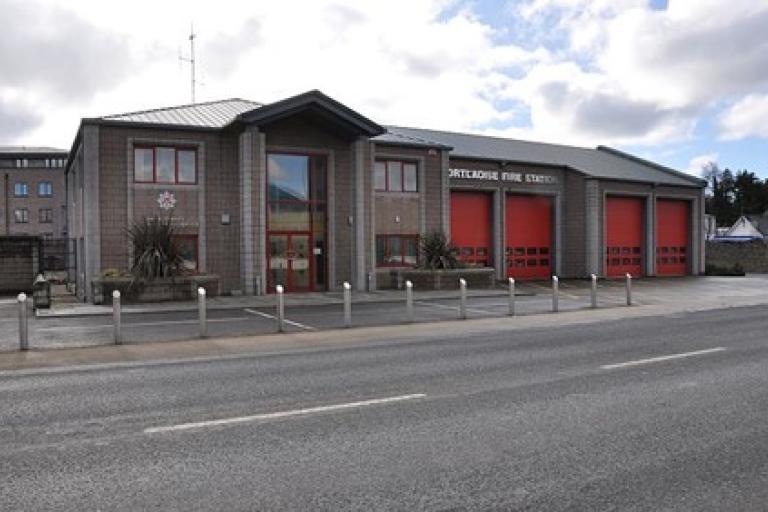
746,213 -> 768,235
379,126 -> 704,187
100,98 -> 262,128
0,145 -> 67,155
90,94 -> 703,188
237,90 -> 385,136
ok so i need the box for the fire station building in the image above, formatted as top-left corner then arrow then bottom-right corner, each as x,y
66,90 -> 705,301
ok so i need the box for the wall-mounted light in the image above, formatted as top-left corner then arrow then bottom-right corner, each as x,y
221,213 -> 231,225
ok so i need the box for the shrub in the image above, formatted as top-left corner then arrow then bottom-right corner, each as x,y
420,231 -> 462,270
128,215 -> 184,282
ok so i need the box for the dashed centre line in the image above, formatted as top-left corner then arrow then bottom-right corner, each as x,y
144,393 -> 427,433
600,347 -> 727,370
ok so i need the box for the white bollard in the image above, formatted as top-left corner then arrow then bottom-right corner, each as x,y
197,287 -> 207,338
459,278 -> 467,319
405,280 -> 414,322
343,282 -> 352,328
626,273 -> 632,306
508,277 -> 516,316
552,276 -> 559,312
18,293 -> 28,351
276,285 -> 285,332
112,290 -> 122,345
590,274 -> 598,309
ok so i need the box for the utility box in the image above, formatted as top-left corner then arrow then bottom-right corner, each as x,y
32,274 -> 51,309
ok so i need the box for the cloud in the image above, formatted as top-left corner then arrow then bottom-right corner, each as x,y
0,0 -> 137,101
3,0 -> 767,160
686,153 -> 719,177
0,99 -> 43,141
502,0 -> 768,146
719,94 -> 768,140
202,19 -> 263,78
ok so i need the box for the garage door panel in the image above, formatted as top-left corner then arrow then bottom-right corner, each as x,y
656,199 -> 689,276
451,192 -> 492,267
606,196 -> 644,277
506,194 -> 553,279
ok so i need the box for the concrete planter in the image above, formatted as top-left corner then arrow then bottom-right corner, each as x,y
91,275 -> 220,304
389,268 -> 495,290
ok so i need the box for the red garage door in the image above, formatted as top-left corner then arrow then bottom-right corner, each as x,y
451,191 -> 492,267
506,194 -> 553,279
656,199 -> 689,276
606,196 -> 644,277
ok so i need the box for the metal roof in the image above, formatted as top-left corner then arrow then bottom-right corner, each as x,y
90,95 -> 702,188
0,145 -> 67,155
101,98 -> 262,128
380,126 -> 704,187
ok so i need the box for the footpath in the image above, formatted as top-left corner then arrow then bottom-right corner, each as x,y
2,276 -> 767,373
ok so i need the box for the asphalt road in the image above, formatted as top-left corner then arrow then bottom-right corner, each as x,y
2,304 -> 768,510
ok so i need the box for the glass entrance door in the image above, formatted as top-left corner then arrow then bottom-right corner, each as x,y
266,152 -> 327,293
269,234 -> 312,292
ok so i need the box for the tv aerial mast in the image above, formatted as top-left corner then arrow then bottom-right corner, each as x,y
179,24 -> 197,103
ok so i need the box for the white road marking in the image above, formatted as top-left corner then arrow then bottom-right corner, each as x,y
600,347 -> 726,370
415,301 -> 494,316
243,308 -> 315,331
144,393 -> 427,433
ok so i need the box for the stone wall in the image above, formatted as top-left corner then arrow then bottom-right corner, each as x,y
706,240 -> 768,272
386,268 -> 496,290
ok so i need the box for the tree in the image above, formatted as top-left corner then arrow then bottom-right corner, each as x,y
704,164 -> 768,226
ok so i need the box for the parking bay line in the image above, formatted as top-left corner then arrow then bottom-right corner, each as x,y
35,316 -> 256,331
144,393 -> 427,434
243,308 -> 316,331
414,301 -> 496,316
600,347 -> 727,370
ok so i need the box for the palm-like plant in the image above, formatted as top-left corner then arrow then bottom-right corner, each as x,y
420,231 -> 462,270
128,215 -> 184,281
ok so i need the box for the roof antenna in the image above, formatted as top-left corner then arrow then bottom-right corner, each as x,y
179,23 -> 196,103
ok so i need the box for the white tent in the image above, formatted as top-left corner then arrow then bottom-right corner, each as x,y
722,215 -> 764,239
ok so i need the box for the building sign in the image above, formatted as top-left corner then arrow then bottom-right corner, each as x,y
157,191 -> 177,210
449,168 -> 557,185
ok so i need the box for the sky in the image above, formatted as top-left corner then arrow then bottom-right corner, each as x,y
0,0 -> 765,177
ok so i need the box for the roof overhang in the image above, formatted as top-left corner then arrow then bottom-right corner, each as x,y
235,90 -> 385,138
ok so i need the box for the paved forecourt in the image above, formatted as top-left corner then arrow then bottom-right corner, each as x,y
4,276 -> 768,352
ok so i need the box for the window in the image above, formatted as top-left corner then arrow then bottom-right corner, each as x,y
133,146 -> 197,184
45,158 -> 65,168
375,160 -> 418,192
173,235 -> 198,271
376,235 -> 419,267
39,208 -> 53,223
14,182 -> 28,197
14,209 -> 29,223
38,181 -> 53,197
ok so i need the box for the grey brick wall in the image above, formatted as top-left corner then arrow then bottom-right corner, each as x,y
97,125 -> 241,292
